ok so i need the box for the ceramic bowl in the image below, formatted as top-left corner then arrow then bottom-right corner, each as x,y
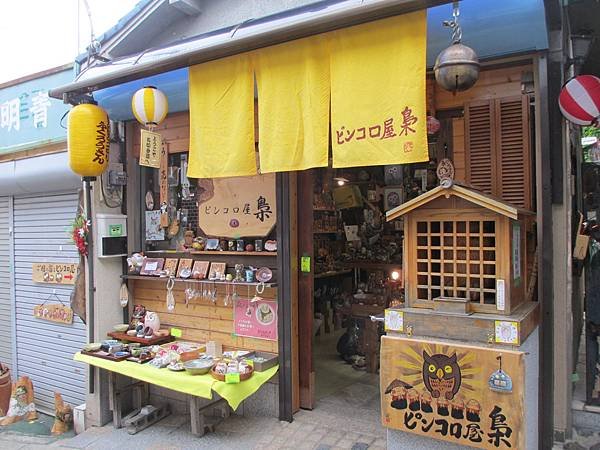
183,358 -> 214,375
113,324 -> 130,332
83,342 -> 102,352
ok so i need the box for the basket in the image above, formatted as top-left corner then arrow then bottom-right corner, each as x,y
210,365 -> 254,382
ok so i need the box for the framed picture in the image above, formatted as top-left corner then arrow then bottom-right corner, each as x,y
384,164 -> 404,186
208,262 -> 226,280
192,261 -> 210,279
145,210 -> 164,241
164,258 -> 179,276
384,187 -> 404,211
177,258 -> 193,278
140,258 -> 164,276
205,238 -> 220,251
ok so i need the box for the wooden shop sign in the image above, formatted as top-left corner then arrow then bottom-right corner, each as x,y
380,335 -> 524,449
33,304 -> 74,324
32,263 -> 78,285
139,129 -> 162,168
197,173 -> 276,239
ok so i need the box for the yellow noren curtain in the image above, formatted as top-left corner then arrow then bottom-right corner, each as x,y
330,11 -> 428,168
253,34 -> 330,173
188,53 -> 256,178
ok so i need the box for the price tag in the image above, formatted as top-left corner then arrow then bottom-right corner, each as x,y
225,373 -> 240,384
301,256 -> 311,273
170,328 -> 182,338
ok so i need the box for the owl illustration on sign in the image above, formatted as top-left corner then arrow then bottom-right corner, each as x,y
422,350 -> 462,400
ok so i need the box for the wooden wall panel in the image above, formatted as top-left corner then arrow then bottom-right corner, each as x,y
132,112 -> 190,157
452,117 -> 466,182
433,65 -> 530,110
131,279 -> 278,354
132,101 -> 260,157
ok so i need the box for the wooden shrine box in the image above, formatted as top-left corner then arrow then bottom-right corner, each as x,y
386,182 -> 538,335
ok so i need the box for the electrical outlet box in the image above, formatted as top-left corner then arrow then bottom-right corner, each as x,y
96,214 -> 127,258
108,169 -> 127,186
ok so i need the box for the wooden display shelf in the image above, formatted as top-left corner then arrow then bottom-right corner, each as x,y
342,261 -> 400,271
313,207 -> 336,211
313,230 -> 339,234
314,269 -> 353,279
146,250 -> 276,257
121,275 -> 277,288
107,331 -> 174,345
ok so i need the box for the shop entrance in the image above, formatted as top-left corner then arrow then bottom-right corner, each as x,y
298,163 -> 433,412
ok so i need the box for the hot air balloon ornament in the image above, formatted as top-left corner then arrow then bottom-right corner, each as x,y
132,86 -> 169,168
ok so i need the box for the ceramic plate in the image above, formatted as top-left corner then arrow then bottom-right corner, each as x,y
255,267 -> 273,283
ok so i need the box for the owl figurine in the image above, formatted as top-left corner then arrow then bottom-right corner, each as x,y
422,351 -> 462,401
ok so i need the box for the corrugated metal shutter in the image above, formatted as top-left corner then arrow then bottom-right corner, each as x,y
13,192 -> 86,413
0,196 -> 13,372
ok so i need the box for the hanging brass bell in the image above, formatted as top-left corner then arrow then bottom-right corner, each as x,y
433,42 -> 480,93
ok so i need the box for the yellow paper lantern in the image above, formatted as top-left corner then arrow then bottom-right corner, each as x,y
67,103 -> 110,178
131,86 -> 168,127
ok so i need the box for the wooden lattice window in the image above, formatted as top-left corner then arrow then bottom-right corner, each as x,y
415,218 -> 498,308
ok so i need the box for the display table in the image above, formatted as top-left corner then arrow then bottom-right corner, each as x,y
74,352 -> 278,436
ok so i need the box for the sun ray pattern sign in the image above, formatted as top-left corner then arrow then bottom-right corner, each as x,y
380,336 -> 525,449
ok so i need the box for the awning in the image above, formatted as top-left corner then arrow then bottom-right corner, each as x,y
0,152 -> 81,196
49,0 -> 450,102
52,0 -> 549,121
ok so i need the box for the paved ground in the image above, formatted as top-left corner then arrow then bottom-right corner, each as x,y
0,376 -> 386,450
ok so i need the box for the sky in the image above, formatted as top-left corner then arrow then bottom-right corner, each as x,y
0,0 -> 141,84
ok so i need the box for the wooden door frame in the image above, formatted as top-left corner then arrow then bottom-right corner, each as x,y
297,170 -> 315,409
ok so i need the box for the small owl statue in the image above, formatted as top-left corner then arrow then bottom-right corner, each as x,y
422,351 -> 462,401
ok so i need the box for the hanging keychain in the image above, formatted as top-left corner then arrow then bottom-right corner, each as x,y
119,282 -> 129,307
166,277 -> 176,311
251,282 -> 265,303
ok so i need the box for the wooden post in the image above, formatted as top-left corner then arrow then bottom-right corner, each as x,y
189,395 -> 204,437
298,170 -> 315,409
108,372 -> 122,428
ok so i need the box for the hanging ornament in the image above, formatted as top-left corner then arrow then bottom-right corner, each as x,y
488,355 -> 513,393
559,75 -> 600,127
119,282 -> 129,307
67,102 -> 110,178
131,86 -> 168,128
434,1 -> 480,93
426,116 -> 441,135
166,277 -> 175,311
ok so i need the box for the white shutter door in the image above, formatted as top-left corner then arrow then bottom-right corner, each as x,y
13,192 -> 86,412
0,196 -> 13,372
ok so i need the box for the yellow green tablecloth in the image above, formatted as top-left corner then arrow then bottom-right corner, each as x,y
74,352 -> 278,410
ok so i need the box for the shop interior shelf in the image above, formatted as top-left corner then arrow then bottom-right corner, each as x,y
313,230 -> 340,234
121,274 -> 277,287
314,269 -> 353,279
342,261 -> 401,271
146,250 -> 277,257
